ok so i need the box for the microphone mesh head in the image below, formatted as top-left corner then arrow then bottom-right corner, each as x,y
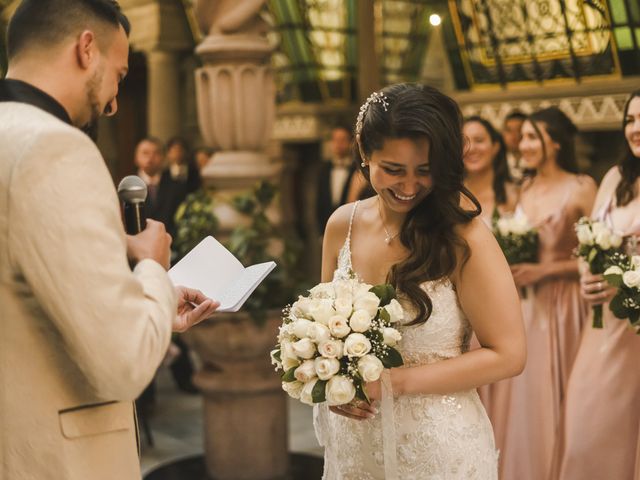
117,175 -> 148,203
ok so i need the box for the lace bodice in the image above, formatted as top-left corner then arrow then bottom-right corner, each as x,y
317,201 -> 498,479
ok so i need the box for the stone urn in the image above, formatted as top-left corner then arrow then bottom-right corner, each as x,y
183,310 -> 288,480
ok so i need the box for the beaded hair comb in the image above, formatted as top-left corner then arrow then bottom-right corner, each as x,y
355,91 -> 389,136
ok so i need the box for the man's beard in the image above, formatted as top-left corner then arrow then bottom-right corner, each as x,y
82,67 -> 105,143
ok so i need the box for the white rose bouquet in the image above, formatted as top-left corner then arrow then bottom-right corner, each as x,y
603,252 -> 640,330
575,217 -> 624,328
493,213 -> 538,265
271,279 -> 404,406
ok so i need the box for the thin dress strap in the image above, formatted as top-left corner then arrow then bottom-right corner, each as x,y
333,201 -> 360,281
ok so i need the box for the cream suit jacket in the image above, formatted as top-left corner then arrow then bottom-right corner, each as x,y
0,103 -> 177,479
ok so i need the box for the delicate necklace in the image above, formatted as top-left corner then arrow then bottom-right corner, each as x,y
378,198 -> 399,245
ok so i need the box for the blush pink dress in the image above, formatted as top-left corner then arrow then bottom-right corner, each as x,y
500,176 -> 590,480
551,195 -> 640,480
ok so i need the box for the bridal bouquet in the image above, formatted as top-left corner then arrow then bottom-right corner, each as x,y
575,217 -> 623,328
271,279 -> 404,406
493,214 -> 538,265
603,252 -> 640,330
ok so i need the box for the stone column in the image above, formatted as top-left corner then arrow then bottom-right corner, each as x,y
186,2 -> 288,480
146,49 -> 182,142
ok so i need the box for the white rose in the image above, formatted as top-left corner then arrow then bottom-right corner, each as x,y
604,265 -> 624,276
334,297 -> 353,318
300,379 -> 318,405
384,299 -> 404,323
353,292 -> 381,317
352,281 -> 373,298
270,349 -> 282,369
282,381 -> 304,399
307,322 -> 331,343
308,299 -> 336,325
610,233 -> 623,249
357,355 -> 384,382
632,256 -> 640,270
328,315 -> 351,338
349,309 -> 373,333
314,357 -> 340,380
510,217 -> 530,236
496,217 -> 510,237
382,327 -> 402,346
280,341 -> 298,362
623,270 -> 640,288
576,224 -> 594,246
291,318 -> 313,339
309,282 -> 335,299
292,338 -> 316,359
326,375 -> 356,406
595,230 -> 612,250
318,339 -> 344,358
292,296 -> 312,317
344,333 -> 372,358
333,280 -> 354,301
294,359 -> 318,382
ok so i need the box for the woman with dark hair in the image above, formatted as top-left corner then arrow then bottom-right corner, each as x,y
462,115 -> 519,460
314,83 -> 525,479
463,116 -> 518,225
551,90 -> 640,480
500,107 -> 596,480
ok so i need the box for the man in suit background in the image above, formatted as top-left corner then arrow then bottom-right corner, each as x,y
316,125 -> 356,235
0,1 -> 218,479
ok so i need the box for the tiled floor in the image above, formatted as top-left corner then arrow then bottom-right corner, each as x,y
140,366 -> 323,477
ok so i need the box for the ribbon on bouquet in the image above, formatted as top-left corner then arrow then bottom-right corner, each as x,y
380,369 -> 399,479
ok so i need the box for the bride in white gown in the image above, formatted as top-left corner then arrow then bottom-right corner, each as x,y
314,84 -> 526,479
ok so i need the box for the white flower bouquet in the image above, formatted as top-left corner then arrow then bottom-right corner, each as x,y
271,279 -> 404,406
493,213 -> 538,265
603,253 -> 640,330
575,217 -> 624,328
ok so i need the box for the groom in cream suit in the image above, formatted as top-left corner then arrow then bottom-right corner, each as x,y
0,1 -> 219,479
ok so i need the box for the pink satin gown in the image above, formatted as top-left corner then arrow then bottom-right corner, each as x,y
500,177 -> 590,480
552,196 -> 640,480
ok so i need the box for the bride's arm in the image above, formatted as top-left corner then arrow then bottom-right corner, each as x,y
389,218 -> 526,396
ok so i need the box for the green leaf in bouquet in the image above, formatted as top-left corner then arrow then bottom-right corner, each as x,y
312,380 -> 327,403
370,284 -> 396,306
604,273 -> 624,288
354,380 -> 370,404
609,293 -> 630,320
587,248 -> 598,264
381,347 -> 404,368
272,349 -> 282,363
629,310 -> 640,326
282,366 -> 297,382
378,308 -> 391,324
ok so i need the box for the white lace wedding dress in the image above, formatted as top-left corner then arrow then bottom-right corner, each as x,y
314,202 -> 498,479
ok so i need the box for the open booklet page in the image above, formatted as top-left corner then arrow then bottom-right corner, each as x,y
168,236 -> 276,312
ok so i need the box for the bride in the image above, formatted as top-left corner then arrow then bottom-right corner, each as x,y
314,83 -> 526,479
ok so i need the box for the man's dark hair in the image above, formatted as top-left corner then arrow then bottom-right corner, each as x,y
7,0 -> 130,59
504,110 -> 527,123
332,124 -> 353,138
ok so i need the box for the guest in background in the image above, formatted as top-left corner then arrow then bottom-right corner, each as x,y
502,110 -> 527,182
166,136 -> 201,193
316,125 -> 356,234
195,146 -> 214,173
501,107 -> 596,480
462,115 -> 519,462
552,89 -> 640,480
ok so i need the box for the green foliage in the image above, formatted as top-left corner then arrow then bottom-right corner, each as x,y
311,380 -> 327,403
173,189 -> 219,261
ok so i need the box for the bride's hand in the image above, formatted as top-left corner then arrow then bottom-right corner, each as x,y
329,400 -> 378,421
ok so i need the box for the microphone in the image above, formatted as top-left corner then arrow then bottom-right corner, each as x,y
117,175 -> 147,234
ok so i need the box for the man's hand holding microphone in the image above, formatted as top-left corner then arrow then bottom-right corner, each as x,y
118,176 -> 219,332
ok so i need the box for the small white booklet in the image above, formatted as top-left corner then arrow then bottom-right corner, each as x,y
168,236 -> 277,312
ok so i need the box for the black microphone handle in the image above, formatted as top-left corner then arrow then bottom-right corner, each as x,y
123,202 -> 147,234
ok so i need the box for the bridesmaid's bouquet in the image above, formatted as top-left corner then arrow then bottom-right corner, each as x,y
271,279 -> 404,406
575,217 -> 624,328
493,213 -> 538,265
603,252 -> 640,331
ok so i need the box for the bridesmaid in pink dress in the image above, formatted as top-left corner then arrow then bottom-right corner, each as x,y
462,116 -> 519,462
500,107 -> 596,480
552,90 -> 640,480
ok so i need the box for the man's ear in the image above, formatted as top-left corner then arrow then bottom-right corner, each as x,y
75,30 -> 97,69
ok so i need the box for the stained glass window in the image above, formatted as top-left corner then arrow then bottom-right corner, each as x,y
446,0 -> 640,89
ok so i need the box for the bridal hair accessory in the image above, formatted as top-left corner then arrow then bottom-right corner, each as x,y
355,91 -> 389,136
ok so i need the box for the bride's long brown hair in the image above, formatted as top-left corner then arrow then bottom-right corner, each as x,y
357,83 -> 480,325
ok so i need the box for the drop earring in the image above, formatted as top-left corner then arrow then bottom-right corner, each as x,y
361,161 -> 367,168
